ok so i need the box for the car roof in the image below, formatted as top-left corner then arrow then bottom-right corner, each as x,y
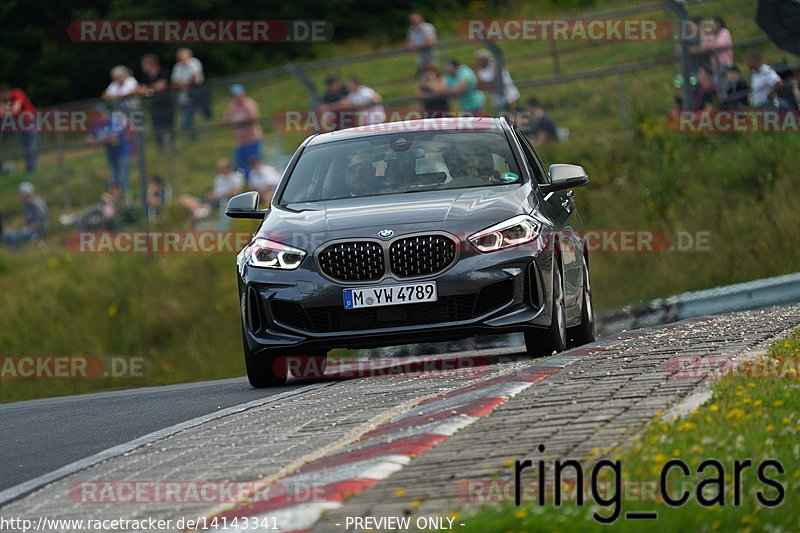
306,116 -> 505,145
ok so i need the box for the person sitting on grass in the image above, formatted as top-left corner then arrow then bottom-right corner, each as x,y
59,184 -> 122,231
179,158 -> 244,228
4,182 -> 47,249
246,156 -> 281,205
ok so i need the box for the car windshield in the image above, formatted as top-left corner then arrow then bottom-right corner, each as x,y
279,131 -> 522,204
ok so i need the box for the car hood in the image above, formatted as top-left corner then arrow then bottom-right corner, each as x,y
259,185 -> 535,248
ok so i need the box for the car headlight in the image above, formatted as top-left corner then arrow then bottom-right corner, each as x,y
245,238 -> 306,269
468,215 -> 542,252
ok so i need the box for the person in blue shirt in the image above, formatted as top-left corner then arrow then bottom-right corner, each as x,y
443,59 -> 486,115
87,105 -> 131,194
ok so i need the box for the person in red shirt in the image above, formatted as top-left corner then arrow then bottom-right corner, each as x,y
0,83 -> 38,173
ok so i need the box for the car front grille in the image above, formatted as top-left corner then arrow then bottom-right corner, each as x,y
389,235 -> 457,278
317,235 -> 457,283
269,278 -> 515,333
318,241 -> 384,282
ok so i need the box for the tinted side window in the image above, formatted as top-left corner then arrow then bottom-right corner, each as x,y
512,127 -> 549,185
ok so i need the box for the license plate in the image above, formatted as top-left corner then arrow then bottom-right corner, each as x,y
343,282 -> 437,309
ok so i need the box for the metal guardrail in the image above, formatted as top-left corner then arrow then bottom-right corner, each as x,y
598,272 -> 800,334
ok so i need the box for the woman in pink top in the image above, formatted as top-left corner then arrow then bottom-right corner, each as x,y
703,17 -> 733,69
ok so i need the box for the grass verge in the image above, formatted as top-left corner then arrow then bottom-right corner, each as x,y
456,330 -> 800,532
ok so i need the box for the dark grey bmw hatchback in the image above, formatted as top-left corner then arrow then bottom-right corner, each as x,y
227,117 -> 595,387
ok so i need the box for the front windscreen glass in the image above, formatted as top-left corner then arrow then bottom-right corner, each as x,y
279,131 -> 522,204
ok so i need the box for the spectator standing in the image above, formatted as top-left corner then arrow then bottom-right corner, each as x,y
719,65 -> 750,110
138,54 -> 175,146
87,104 -> 131,193
247,155 -> 281,204
102,65 -> 139,112
320,77 -> 386,126
685,17 -> 711,84
475,49 -> 520,114
0,83 -> 38,173
224,84 -> 263,180
701,17 -> 734,71
319,76 -> 349,130
415,62 -> 450,117
521,97 -> 558,146
179,159 -> 244,228
692,65 -> 717,111
406,13 -> 437,68
4,182 -> 47,248
171,48 -> 204,140
321,76 -> 348,105
747,52 -> 781,109
443,59 -> 486,115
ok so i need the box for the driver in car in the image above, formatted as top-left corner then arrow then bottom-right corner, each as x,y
344,161 -> 379,197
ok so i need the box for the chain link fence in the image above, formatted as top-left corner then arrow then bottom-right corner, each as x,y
0,0 -> 791,220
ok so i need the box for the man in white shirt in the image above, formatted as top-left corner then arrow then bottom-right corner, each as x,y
171,48 -> 205,140
475,49 -> 520,114
747,52 -> 781,108
406,13 -> 438,67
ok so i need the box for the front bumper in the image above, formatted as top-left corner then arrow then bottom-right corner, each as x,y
240,247 -> 555,356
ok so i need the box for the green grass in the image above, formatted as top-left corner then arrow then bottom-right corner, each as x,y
1,0 -> 798,403
456,331 -> 800,532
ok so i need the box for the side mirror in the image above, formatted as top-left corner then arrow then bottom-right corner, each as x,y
225,192 -> 268,219
544,164 -> 589,192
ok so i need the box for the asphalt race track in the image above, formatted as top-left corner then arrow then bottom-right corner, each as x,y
0,378 -> 305,491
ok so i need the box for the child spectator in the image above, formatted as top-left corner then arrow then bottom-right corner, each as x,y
692,65 -> 717,111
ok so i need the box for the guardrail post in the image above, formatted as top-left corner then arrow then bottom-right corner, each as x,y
56,131 -> 70,209
617,71 -> 628,128
550,41 -> 561,75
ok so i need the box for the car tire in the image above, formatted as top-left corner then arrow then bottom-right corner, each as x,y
524,260 -> 567,357
567,258 -> 596,348
242,328 -> 289,388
